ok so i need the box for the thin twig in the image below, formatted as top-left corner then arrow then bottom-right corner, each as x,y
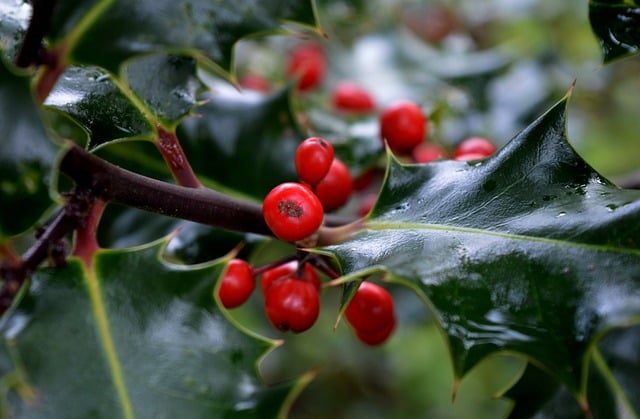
0,187 -> 97,314
15,0 -> 57,68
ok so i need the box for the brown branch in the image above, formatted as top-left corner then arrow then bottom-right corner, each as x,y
15,0 -> 57,68
0,187 -> 97,315
59,143 -> 273,235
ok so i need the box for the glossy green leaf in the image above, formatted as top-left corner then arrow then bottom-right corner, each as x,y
43,66 -> 154,149
503,326 -> 640,418
44,55 -> 202,149
0,57 -> 58,239
589,0 -> 640,63
320,94 -> 640,399
48,0 -> 319,74
0,240 -> 297,417
178,85 -> 302,198
0,1 -> 30,62
123,54 -> 201,129
97,205 -> 262,264
594,325 -> 640,416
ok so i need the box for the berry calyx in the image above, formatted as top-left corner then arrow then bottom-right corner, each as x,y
314,159 -> 353,212
262,182 -> 324,242
264,277 -> 320,333
295,137 -> 335,186
261,260 -> 321,295
286,43 -> 326,92
380,100 -> 427,154
412,142 -> 448,163
218,259 -> 255,309
345,281 -> 395,335
331,82 -> 376,114
453,136 -> 496,159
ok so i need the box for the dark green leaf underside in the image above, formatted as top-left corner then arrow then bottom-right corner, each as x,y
44,66 -> 154,149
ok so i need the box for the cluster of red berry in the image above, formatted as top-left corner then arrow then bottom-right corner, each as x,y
240,42 -> 497,164
263,137 -> 352,243
217,257 -> 396,345
379,100 -> 497,162
222,42 -> 501,346
217,258 -> 320,332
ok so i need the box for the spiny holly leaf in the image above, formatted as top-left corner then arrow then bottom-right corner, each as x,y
0,56 -> 58,239
123,54 -> 201,130
44,54 -> 201,149
589,0 -> 640,63
0,240 -> 299,417
501,360 -> 616,419
97,205 -> 263,264
44,66 -> 154,149
503,326 -> 640,418
320,94 -> 640,405
48,0 -> 320,74
178,85 -> 302,198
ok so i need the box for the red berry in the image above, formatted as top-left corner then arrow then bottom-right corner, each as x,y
262,182 -> 324,242
453,136 -> 496,159
352,168 -> 379,191
454,152 -> 489,161
261,260 -> 321,295
286,43 -> 326,92
331,82 -> 376,114
264,277 -> 320,333
356,193 -> 378,217
314,159 -> 353,212
218,259 -> 255,309
355,315 -> 396,346
295,137 -> 335,186
380,100 -> 427,154
239,73 -> 270,92
345,282 -> 395,334
412,142 -> 448,163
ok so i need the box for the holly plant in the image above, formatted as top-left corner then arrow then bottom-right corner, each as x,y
1,0 -> 639,418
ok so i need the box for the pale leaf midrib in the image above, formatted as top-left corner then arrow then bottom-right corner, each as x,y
83,266 -> 135,419
366,221 -> 640,256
